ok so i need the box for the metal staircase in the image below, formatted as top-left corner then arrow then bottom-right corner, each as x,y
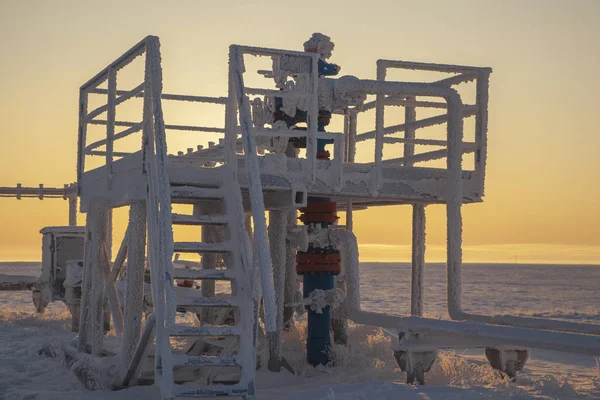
165,165 -> 256,399
75,36 -> 279,399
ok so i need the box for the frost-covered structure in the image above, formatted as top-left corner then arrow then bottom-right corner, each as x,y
34,227 -> 85,326
65,35 -> 600,399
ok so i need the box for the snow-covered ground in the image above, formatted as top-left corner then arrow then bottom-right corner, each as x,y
1,262 -> 599,399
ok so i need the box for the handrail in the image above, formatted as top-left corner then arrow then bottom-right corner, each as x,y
78,62 -> 228,183
78,36 -> 180,396
142,36 -> 175,397
86,83 -> 145,121
80,38 -> 147,91
382,146 -> 475,167
356,105 -> 477,142
88,120 -> 224,133
373,60 -> 600,336
229,45 -> 278,334
85,123 -> 143,152
377,59 -> 492,74
90,88 -> 227,104
372,58 -> 491,196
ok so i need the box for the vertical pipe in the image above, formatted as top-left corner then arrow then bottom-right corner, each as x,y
346,109 -> 357,232
77,89 -> 88,193
78,216 -> 94,353
411,204 -> 426,316
407,91 -> 423,318
69,195 -> 77,226
348,109 -> 357,164
345,204 -> 353,232
336,132 -> 345,188
225,51 -> 238,176
298,197 -> 340,365
106,66 -> 117,189
343,110 -> 350,162
267,210 -> 287,371
283,209 -> 298,328
122,201 -> 147,375
404,96 -> 416,166
304,272 -> 334,365
445,92 -> 464,319
90,199 -> 109,357
474,73 -> 490,197
374,62 -> 387,190
283,143 -> 299,330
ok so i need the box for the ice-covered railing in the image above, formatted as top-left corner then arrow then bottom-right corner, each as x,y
78,51 -> 228,179
227,45 -> 294,333
234,45 -> 346,185
346,60 -> 491,196
76,36 -> 175,397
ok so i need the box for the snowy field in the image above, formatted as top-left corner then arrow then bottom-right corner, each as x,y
1,262 -> 599,399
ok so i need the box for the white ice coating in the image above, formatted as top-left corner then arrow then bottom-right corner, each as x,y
283,210 -> 299,325
303,288 -> 345,314
90,200 -> 107,357
303,32 -> 335,60
230,45 -> 277,333
328,228 -> 361,314
280,77 -> 310,116
319,76 -> 367,112
250,97 -> 273,128
410,204 -> 426,316
268,210 -> 287,370
121,201 -> 146,377
63,261 -> 83,288
77,221 -> 93,353
63,35 -> 600,398
142,36 -> 174,397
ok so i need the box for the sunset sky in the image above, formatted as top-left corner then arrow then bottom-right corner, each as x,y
0,0 -> 598,264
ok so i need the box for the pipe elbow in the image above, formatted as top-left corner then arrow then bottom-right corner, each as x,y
441,86 -> 463,108
328,228 -> 361,314
448,307 -> 467,321
329,227 -> 357,247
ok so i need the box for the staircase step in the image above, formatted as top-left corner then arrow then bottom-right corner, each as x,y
169,324 -> 241,337
171,213 -> 229,226
177,296 -> 238,308
171,186 -> 224,200
173,241 -> 232,253
171,354 -> 240,367
173,268 -> 236,280
172,383 -> 249,397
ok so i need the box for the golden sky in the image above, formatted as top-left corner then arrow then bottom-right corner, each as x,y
0,0 -> 599,264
